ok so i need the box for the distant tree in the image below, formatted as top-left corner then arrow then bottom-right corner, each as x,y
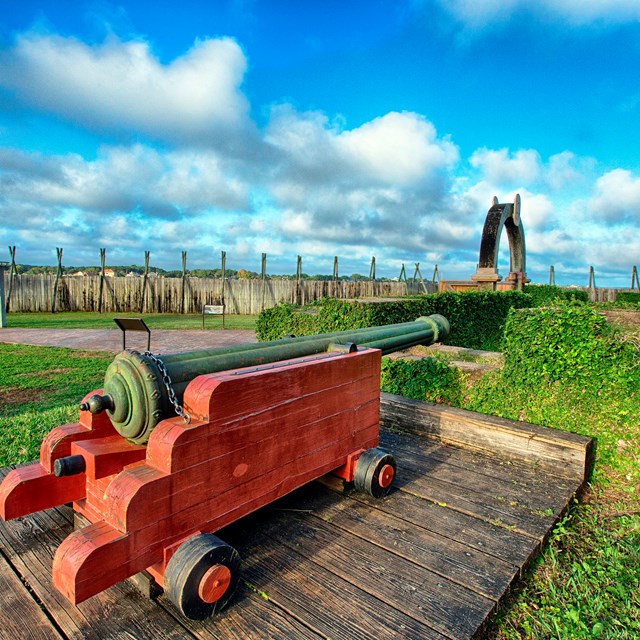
189,269 -> 216,278
24,266 -> 56,275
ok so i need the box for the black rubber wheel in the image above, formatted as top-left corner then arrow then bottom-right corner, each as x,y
164,533 -> 241,620
354,448 -> 396,498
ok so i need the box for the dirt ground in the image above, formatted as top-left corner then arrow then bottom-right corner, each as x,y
602,309 -> 640,339
0,328 -> 256,353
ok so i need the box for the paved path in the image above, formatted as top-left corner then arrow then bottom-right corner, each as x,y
0,328 -> 257,353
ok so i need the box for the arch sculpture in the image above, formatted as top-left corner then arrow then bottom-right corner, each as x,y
471,194 -> 528,290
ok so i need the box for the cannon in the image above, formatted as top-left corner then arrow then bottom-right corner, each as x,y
0,314 -> 449,621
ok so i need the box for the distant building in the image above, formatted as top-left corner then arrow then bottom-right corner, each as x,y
104,268 -> 115,277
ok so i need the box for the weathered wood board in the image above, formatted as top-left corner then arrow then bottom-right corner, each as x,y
0,395 -> 592,639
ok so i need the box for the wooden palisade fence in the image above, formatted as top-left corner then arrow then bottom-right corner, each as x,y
2,273 -> 429,315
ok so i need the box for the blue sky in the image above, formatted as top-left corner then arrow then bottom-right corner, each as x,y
1,1 -> 640,285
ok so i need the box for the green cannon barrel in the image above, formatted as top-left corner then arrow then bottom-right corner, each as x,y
81,314 -> 450,444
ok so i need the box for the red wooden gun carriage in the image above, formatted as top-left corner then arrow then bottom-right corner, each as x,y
0,315 -> 448,620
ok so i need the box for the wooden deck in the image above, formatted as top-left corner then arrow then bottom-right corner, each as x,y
0,394 -> 593,639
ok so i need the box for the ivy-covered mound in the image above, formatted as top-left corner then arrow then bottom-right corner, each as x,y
256,291 -> 530,351
466,302 -> 640,470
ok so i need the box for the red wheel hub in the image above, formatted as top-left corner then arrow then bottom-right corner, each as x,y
198,564 -> 232,603
378,464 -> 395,488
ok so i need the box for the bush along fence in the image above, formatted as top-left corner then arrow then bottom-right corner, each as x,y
256,291 -> 532,351
2,273 -> 429,315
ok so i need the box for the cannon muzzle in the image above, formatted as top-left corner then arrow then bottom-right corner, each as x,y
83,314 -> 450,444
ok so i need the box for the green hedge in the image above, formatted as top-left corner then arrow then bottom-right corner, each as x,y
523,284 -> 589,306
256,291 -> 531,351
615,291 -> 640,305
376,300 -> 640,470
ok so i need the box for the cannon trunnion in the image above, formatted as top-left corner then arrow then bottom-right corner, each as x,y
0,316 -> 448,621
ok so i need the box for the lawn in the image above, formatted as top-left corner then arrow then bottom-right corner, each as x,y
4,311 -> 258,331
0,343 -> 112,465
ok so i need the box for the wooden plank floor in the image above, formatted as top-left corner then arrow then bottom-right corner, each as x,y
0,424 -> 588,640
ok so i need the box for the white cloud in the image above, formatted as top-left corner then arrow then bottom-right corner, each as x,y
545,152 -> 584,190
588,168 -> 640,223
470,148 -> 541,185
0,145 -> 249,219
339,112 -> 459,186
263,106 -> 462,253
0,34 -> 251,144
265,106 -> 458,187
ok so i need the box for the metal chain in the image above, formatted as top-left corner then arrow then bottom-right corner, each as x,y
143,351 -> 191,424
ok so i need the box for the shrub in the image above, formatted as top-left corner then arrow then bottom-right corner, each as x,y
500,303 -> 637,391
380,357 -> 464,405
524,284 -> 589,306
615,291 -> 640,305
465,301 -> 640,471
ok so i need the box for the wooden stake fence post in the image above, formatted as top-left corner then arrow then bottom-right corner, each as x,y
413,263 -> 428,294
98,248 -> 106,313
181,251 -> 187,314
0,261 -> 7,327
369,256 -> 376,296
549,265 -> 555,286
399,263 -> 408,295
588,266 -> 596,290
631,266 -> 639,290
432,264 -> 440,288
221,251 -> 226,328
140,251 -> 150,313
295,255 -> 303,305
5,246 -> 16,313
52,248 -> 63,314
261,253 -> 267,312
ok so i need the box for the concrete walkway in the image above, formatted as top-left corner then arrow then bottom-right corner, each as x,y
0,328 -> 257,353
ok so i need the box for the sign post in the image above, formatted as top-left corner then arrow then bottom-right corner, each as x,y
0,261 -> 8,328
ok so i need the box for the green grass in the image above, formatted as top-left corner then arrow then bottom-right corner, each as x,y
456,306 -> 640,639
0,343 -> 112,466
482,383 -> 640,639
4,311 -> 258,331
